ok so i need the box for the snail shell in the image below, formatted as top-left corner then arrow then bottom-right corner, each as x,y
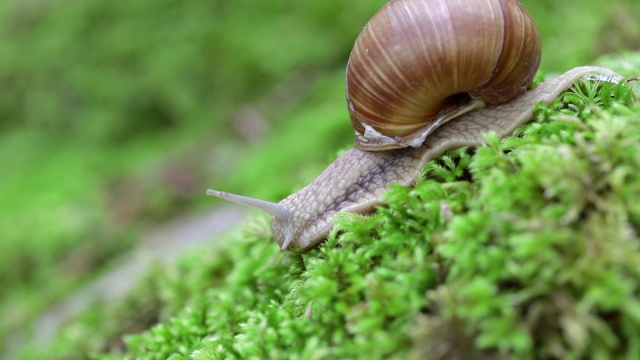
347,0 -> 542,150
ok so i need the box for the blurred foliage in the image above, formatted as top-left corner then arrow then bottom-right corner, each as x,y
525,0 -> 640,71
0,0 -> 387,349
0,0 -> 383,138
0,0 -> 639,358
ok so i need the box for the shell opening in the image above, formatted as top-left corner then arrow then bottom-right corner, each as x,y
438,93 -> 473,116
355,95 -> 485,151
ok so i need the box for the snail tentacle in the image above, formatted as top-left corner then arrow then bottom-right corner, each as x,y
206,189 -> 291,219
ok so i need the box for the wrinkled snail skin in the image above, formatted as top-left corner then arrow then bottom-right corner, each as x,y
209,66 -> 623,250
273,66 -> 623,250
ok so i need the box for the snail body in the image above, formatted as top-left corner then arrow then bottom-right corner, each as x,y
208,0 -> 622,250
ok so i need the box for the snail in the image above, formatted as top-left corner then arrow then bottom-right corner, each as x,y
207,0 -> 623,251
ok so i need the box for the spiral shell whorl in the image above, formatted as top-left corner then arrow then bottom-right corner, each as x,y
346,0 -> 541,150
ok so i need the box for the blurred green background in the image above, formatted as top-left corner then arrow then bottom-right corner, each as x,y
0,0 -> 639,357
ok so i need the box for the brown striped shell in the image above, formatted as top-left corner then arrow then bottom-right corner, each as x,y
346,0 -> 542,150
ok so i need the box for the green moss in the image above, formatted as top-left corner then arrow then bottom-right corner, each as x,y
27,68 -> 639,360
412,80 -> 640,359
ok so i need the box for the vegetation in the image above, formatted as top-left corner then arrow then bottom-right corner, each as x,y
1,0 -> 639,359
23,75 -> 640,359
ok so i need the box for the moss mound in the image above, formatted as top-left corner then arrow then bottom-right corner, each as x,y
34,73 -> 640,360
